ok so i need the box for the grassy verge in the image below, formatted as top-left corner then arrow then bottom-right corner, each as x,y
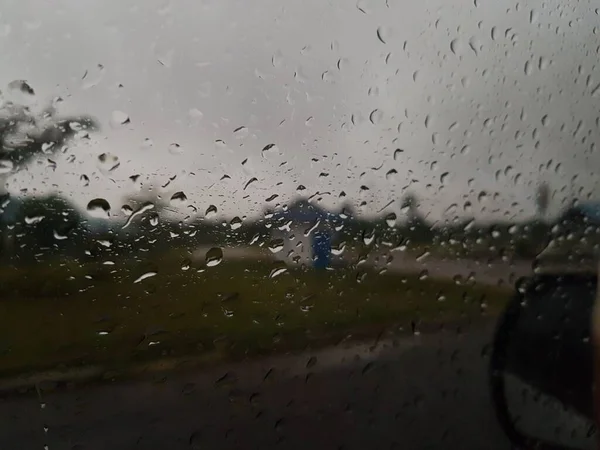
0,255 -> 511,380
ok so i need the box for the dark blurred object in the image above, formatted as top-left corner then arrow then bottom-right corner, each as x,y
490,273 -> 597,449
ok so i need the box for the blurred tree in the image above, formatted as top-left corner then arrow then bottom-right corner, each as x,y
400,192 -> 432,242
0,81 -> 98,257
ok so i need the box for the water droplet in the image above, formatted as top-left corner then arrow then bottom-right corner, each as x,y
206,247 -> 223,267
386,169 -> 397,181
385,212 -> 397,227
524,60 -> 532,75
122,202 -> 155,229
80,174 -> 90,187
87,198 -> 111,219
24,215 -> 44,225
393,149 -> 404,160
168,143 -> 183,155
188,108 -> 204,122
141,138 -> 153,149
270,267 -> 288,278
133,271 -> 157,284
230,217 -> 243,230
376,26 -> 389,44
529,9 -> 538,24
440,172 -> 450,184
268,239 -> 284,253
450,38 -> 462,55
369,109 -> 383,125
53,229 -> 69,240
331,242 -> 346,256
541,115 -> 550,127
111,110 -> 130,126
271,50 -> 284,68
8,79 -> 34,95
261,143 -> 278,157
478,191 -> 488,203
205,204 -> 218,219
233,126 -> 248,138
244,177 -> 258,190
121,205 -> 133,216
363,230 -> 375,246
356,0 -> 370,14
81,64 -> 105,90
97,153 -> 120,172
170,191 -> 188,206
0,160 -> 14,174
181,259 -> 191,271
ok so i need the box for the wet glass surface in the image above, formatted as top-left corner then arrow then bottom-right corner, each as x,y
0,0 -> 598,448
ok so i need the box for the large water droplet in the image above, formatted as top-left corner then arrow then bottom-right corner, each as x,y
134,271 -> 157,284
363,230 -> 375,246
8,79 -> 34,95
244,177 -> 258,190
261,143 -> 278,158
87,198 -> 111,219
206,247 -> 223,267
230,217 -> 243,230
53,229 -> 70,240
24,214 -> 44,225
376,26 -> 389,44
369,109 -> 383,125
450,38 -> 462,55
205,204 -> 218,219
270,266 -> 288,278
385,212 -> 397,227
268,239 -> 284,253
170,191 -> 188,206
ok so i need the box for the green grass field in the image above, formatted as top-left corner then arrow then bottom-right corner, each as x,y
0,253 -> 511,379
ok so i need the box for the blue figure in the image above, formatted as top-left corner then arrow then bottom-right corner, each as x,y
312,231 -> 331,269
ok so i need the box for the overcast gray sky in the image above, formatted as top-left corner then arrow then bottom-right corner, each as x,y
0,0 -> 598,224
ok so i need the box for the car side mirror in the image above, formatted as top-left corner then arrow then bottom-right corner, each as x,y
490,274 -> 597,449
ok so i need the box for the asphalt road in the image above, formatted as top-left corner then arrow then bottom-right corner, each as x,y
0,320 -> 515,450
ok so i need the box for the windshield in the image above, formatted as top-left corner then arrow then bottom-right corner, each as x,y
0,1 -> 597,449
